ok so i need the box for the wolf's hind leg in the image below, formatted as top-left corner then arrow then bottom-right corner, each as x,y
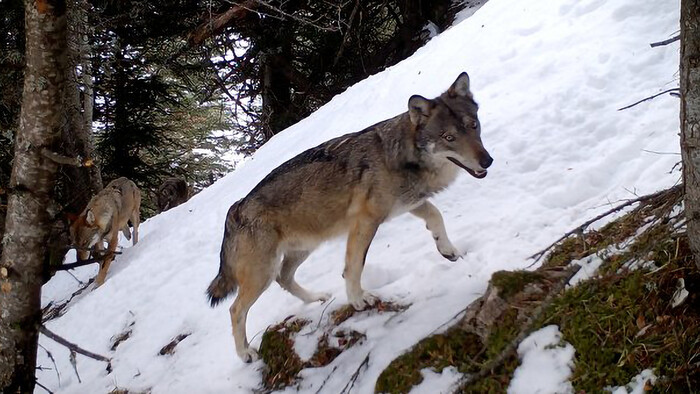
277,251 -> 330,303
120,224 -> 131,241
345,217 -> 381,310
130,210 -> 140,245
410,201 -> 462,261
230,245 -> 276,363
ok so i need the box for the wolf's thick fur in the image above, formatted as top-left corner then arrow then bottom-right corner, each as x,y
207,73 -> 492,362
157,177 -> 189,213
70,177 -> 141,286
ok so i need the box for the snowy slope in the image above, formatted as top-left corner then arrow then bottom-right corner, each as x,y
37,0 -> 681,392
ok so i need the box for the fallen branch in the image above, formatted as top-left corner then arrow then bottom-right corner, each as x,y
340,353 -> 370,394
54,250 -> 122,271
39,326 -> 112,367
617,88 -> 679,111
650,35 -> 679,47
43,279 -> 93,322
528,184 -> 683,266
454,265 -> 581,390
314,365 -> 339,394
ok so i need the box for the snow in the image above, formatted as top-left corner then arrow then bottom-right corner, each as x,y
409,367 -> 462,394
568,254 -> 605,286
36,0 -> 681,392
508,325 -> 575,394
607,369 -> 656,394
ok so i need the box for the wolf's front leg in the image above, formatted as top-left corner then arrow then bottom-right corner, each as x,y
344,217 -> 381,310
410,201 -> 462,261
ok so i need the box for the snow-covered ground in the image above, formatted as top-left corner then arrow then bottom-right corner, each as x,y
37,0 -> 681,392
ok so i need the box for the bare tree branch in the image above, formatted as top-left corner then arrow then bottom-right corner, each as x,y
650,35 -> 680,47
528,184 -> 683,265
39,326 -> 111,366
617,88 -> 680,111
188,0 -> 259,46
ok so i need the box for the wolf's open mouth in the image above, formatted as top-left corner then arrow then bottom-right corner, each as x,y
447,157 -> 488,179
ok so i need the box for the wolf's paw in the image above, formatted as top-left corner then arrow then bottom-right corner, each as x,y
438,244 -> 462,262
349,291 -> 378,311
237,347 -> 259,364
304,291 -> 332,303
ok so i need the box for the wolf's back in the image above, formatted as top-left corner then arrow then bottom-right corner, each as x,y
207,201 -> 242,306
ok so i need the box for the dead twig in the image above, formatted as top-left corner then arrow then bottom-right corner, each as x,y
314,365 -> 339,394
39,326 -> 112,367
528,184 -> 683,266
38,343 -> 60,386
650,35 -> 680,47
340,353 -> 370,394
35,380 -> 53,394
617,88 -> 679,111
55,250 -> 121,271
69,351 -> 81,383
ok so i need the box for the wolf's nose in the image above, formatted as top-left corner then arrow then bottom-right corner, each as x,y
480,155 -> 493,169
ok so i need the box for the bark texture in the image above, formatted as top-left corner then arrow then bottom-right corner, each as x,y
680,0 -> 700,270
0,0 -> 67,391
46,0 -> 102,273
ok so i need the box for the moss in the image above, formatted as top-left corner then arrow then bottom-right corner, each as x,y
260,309 -> 377,390
540,232 -> 700,392
544,236 -> 589,268
490,270 -> 544,300
259,318 -> 310,390
375,328 -> 483,393
484,307 -> 520,360
457,354 -> 520,393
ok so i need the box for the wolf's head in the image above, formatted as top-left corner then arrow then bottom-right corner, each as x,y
409,72 -> 492,179
69,209 -> 103,260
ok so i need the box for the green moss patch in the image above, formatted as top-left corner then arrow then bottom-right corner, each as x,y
490,270 -> 544,300
260,301 -> 407,391
259,318 -> 310,390
541,233 -> 700,392
377,186 -> 694,393
375,327 -> 484,393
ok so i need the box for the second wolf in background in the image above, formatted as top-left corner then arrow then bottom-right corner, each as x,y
207,72 -> 493,362
70,177 -> 141,286
157,177 -> 189,213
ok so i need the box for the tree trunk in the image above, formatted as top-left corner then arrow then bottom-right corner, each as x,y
680,0 -> 700,271
46,0 -> 102,274
260,48 -> 294,139
0,0 -> 67,391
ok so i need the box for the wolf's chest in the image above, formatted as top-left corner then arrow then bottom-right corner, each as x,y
397,163 -> 459,206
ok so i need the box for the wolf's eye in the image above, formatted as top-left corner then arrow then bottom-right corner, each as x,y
443,135 -> 455,142
470,121 -> 478,129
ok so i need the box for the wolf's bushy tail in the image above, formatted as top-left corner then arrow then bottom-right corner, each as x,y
206,202 -> 241,307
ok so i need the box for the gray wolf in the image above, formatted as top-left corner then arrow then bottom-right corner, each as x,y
70,177 -> 141,286
157,177 -> 189,212
207,72 -> 492,362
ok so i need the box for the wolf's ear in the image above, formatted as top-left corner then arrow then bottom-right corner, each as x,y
408,95 -> 432,125
85,210 -> 95,226
448,72 -> 472,98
